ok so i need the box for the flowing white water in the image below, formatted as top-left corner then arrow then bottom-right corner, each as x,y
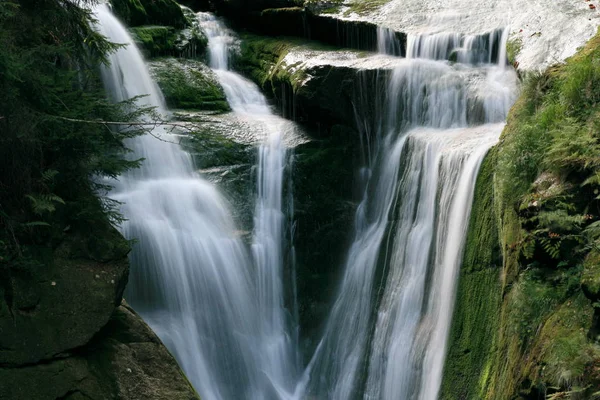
96,3 -> 519,398
94,5 -> 297,400
197,12 -> 301,398
303,28 -> 517,400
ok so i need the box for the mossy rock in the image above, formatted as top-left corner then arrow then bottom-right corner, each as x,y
520,294 -> 598,397
111,0 -> 188,28
441,152 -> 503,400
0,303 -> 201,400
148,58 -> 229,111
0,223 -> 129,366
130,25 -> 207,58
582,251 -> 600,300
443,29 -> 600,399
236,34 -> 382,130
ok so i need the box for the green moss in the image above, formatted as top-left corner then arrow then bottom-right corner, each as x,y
111,0 -> 148,26
441,152 -> 503,400
130,25 -> 207,58
149,58 -> 229,111
444,29 -> 600,400
304,0 -> 343,14
345,0 -> 390,16
235,34 -> 342,98
506,37 -> 522,65
130,25 -> 177,56
582,251 -> 600,300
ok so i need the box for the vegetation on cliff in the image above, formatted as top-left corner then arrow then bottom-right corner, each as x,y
443,30 -> 600,399
0,1 -> 202,397
0,0 -> 146,271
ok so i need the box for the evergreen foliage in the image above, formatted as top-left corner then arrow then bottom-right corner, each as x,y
0,0 -> 146,268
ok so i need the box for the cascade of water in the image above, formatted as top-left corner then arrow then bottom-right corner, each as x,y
302,25 -> 517,400
365,29 -> 517,400
407,28 -> 509,65
377,26 -> 403,56
95,5 -> 297,400
196,12 -> 301,398
96,3 -> 517,398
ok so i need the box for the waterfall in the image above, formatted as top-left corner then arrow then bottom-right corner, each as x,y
95,2 -> 518,398
94,5 -> 297,400
196,12 -> 301,397
303,28 -> 517,400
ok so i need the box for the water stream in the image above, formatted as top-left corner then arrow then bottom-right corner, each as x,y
303,29 -> 517,400
95,4 -> 518,399
94,5 -> 296,400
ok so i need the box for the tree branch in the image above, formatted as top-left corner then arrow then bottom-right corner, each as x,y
51,115 -> 220,145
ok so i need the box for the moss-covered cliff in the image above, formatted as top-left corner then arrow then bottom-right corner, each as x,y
443,31 -> 600,400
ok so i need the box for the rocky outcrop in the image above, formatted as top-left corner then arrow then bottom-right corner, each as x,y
235,34 -> 400,134
0,303 -> 201,400
192,0 -> 405,54
0,224 -> 129,366
130,25 -> 207,58
148,58 -> 229,111
0,221 -> 200,400
126,6 -> 208,59
293,129 -> 359,352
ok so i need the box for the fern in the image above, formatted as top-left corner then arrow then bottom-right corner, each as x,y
40,169 -> 59,183
25,193 -> 65,216
534,210 -> 584,232
539,235 -> 562,259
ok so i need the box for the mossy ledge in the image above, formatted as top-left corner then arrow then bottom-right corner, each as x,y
234,34 -> 391,136
442,30 -> 600,399
149,58 -> 230,111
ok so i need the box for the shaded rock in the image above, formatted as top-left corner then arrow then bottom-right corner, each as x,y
226,5 -> 405,54
0,223 -> 129,366
0,303 -> 200,400
111,0 -> 188,28
293,128 -> 359,352
149,58 -> 230,111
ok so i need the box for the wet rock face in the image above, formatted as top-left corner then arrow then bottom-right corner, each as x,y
0,224 -> 129,366
111,0 -> 188,28
292,128 -> 360,352
0,304 -> 201,400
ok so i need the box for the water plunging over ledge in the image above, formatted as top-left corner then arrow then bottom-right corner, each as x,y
301,29 -> 517,400
94,5 -> 297,400
95,4 -> 517,399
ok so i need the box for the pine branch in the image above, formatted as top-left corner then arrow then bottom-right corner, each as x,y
50,115 -> 217,145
